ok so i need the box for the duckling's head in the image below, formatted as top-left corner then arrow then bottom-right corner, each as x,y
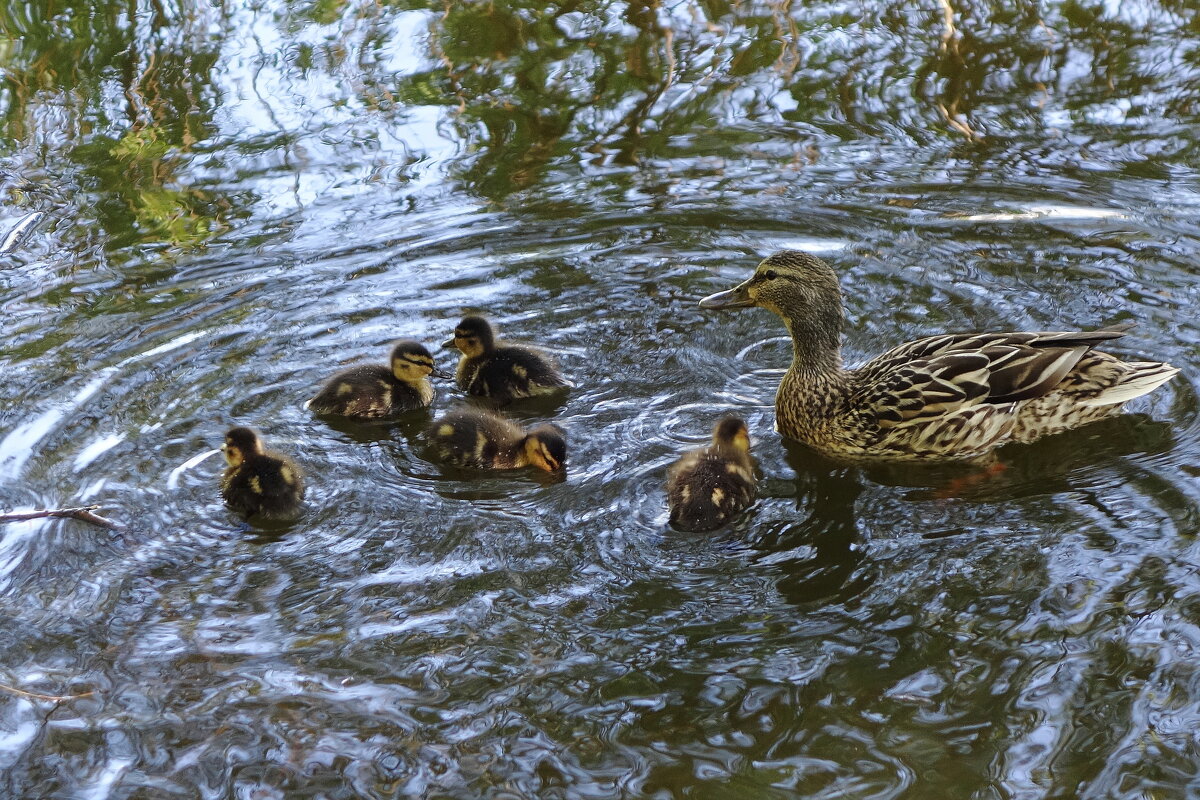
222,426 -> 264,468
711,415 -> 751,456
523,424 -> 567,472
442,315 -> 495,358
390,340 -> 438,383
699,251 -> 844,352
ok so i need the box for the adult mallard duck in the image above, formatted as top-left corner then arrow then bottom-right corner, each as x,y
443,315 -> 571,404
306,340 -> 442,419
700,250 -> 1179,461
426,408 -> 566,472
220,427 -> 305,519
667,415 -> 757,531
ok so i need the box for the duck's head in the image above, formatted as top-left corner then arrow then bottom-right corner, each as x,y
711,415 -> 751,456
222,426 -> 264,467
390,340 -> 446,382
699,251 -> 844,346
442,315 -> 495,358
523,424 -> 567,472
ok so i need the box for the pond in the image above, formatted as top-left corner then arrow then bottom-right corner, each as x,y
2,0 -> 1200,797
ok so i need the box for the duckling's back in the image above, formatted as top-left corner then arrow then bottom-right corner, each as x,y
667,449 -> 756,532
461,345 -> 569,402
308,365 -> 429,418
426,408 -> 525,469
221,453 -> 305,519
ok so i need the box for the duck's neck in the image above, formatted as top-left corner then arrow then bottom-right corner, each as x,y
781,316 -> 847,390
776,319 -> 850,444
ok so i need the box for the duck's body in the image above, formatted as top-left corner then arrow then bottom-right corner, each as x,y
306,341 -> 437,418
444,316 -> 570,403
220,427 -> 305,519
426,408 -> 566,472
701,251 -> 1178,462
667,416 -> 757,531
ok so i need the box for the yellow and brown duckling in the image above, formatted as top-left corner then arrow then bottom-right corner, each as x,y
220,427 -> 305,519
667,416 -> 757,532
306,340 -> 441,418
443,315 -> 571,404
700,250 -> 1179,461
426,408 -> 566,472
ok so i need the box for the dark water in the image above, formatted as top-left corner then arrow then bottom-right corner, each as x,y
3,0 -> 1200,797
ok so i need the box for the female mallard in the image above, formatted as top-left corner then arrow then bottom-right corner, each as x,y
700,250 -> 1178,461
306,340 -> 440,418
443,315 -> 570,404
426,408 -> 566,472
220,427 -> 305,519
667,416 -> 757,531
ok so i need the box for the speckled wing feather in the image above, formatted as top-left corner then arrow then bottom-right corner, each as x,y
852,330 -> 1127,429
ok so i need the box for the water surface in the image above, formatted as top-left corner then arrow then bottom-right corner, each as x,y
3,1 -> 1200,797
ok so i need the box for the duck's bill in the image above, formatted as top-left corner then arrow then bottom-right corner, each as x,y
431,367 -> 453,379
440,337 -> 458,350
699,283 -> 754,309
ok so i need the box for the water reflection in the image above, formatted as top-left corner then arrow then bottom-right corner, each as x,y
750,455 -> 871,608
1,1 -> 233,254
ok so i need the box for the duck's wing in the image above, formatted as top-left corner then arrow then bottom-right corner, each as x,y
852,330 -> 1127,428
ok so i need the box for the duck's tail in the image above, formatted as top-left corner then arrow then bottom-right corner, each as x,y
1080,361 -> 1179,407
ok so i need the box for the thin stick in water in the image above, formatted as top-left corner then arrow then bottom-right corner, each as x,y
0,682 -> 93,702
0,505 -> 122,531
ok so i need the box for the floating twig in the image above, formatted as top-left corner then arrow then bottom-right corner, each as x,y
0,682 -> 93,703
0,505 -> 122,531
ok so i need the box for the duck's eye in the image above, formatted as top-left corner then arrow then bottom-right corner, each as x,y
763,269 -> 778,280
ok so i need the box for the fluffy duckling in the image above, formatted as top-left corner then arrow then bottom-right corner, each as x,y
426,408 -> 566,472
667,416 -> 757,532
443,315 -> 570,403
306,340 -> 440,418
220,427 -> 305,519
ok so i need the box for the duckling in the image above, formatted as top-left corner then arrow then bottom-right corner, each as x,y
426,408 -> 566,472
667,416 -> 757,531
443,315 -> 570,403
220,427 -> 305,519
306,340 -> 440,418
700,250 -> 1179,461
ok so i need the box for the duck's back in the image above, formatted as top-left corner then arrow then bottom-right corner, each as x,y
222,454 -> 304,518
785,328 -> 1170,460
460,345 -> 567,401
667,449 -> 756,531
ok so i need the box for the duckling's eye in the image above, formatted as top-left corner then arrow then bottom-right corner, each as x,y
763,269 -> 778,281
